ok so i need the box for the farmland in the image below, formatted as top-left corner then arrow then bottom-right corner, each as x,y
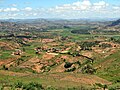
0,19 -> 120,90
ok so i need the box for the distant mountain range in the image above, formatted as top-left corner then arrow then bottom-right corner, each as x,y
108,19 -> 120,27
0,18 -> 119,23
0,18 -> 120,32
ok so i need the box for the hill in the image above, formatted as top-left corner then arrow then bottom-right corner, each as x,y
108,19 -> 120,27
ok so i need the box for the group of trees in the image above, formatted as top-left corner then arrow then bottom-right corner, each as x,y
80,41 -> 100,50
1,81 -> 44,90
71,29 -> 90,34
81,64 -> 96,74
94,30 -> 120,35
1,81 -> 116,90
64,61 -> 81,72
71,27 -> 97,34
110,37 -> 120,43
99,43 -> 112,48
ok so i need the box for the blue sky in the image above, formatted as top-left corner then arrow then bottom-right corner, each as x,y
0,0 -> 120,19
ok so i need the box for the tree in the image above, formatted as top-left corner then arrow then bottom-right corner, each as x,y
14,81 -> 23,88
64,62 -> 73,68
81,64 -> 96,74
2,65 -> 8,70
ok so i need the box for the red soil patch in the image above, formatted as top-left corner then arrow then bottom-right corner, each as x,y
29,57 -> 40,63
64,42 -> 75,46
61,56 -> 69,60
81,51 -> 93,58
42,39 -> 54,43
32,64 -> 43,73
20,57 -> 40,68
42,53 -> 55,60
0,61 -> 4,66
0,57 -> 19,66
60,75 -> 111,85
60,55 -> 80,62
50,63 -> 65,73
0,70 -> 29,76
0,42 -> 19,50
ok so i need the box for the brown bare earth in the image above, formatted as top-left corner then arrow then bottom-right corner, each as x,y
0,70 -> 111,86
50,63 -> 65,73
0,70 -> 29,76
0,61 -> 4,66
81,51 -> 93,58
42,39 -> 54,43
0,41 -> 19,50
20,57 -> 40,68
60,75 -> 111,85
0,57 -> 19,66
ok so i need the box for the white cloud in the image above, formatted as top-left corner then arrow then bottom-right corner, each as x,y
113,6 -> 120,10
24,7 -> 32,11
3,8 -> 19,12
0,0 -> 120,19
3,8 -> 10,12
45,0 -> 112,18
93,1 -> 109,10
11,4 -> 17,7
33,13 -> 37,16
53,0 -> 92,11
72,0 -> 91,10
48,0 -> 109,13
0,8 -> 2,12
11,8 -> 19,11
93,1 -> 109,6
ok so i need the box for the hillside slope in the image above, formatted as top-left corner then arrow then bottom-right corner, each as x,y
108,19 -> 120,27
95,50 -> 120,83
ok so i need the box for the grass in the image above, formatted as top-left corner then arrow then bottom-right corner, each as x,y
95,50 -> 120,83
1,71 -> 118,89
0,50 -> 13,60
0,71 -> 112,90
0,72 -> 87,88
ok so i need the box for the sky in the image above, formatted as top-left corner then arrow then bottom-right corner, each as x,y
0,0 -> 120,19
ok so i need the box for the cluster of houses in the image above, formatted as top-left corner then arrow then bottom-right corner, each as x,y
35,46 -> 69,54
12,49 -> 22,55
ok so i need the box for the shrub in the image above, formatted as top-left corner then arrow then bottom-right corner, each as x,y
23,82 -> 43,90
2,65 -> 8,70
99,43 -> 112,48
67,86 -> 92,90
46,85 -> 57,90
81,64 -> 96,74
64,62 -> 73,68
65,67 -> 76,72
14,81 -> 23,88
0,86 -> 4,90
74,61 -> 81,66
95,83 -> 108,90
108,83 -> 120,90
